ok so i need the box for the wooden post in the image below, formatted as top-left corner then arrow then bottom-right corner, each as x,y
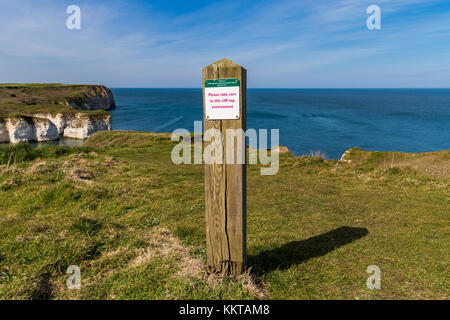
203,58 -> 247,275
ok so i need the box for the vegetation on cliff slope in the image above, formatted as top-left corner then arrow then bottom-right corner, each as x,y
0,84 -> 111,118
0,131 -> 448,299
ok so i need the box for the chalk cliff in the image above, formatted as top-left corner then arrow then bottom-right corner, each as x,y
0,117 -> 58,143
0,84 -> 115,143
33,113 -> 112,139
61,114 -> 111,139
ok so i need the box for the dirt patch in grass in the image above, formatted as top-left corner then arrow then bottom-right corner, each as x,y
30,272 -> 54,300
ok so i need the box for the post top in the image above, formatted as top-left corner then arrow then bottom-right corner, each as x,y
203,58 -> 245,70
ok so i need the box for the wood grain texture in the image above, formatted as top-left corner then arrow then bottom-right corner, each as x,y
203,58 -> 247,275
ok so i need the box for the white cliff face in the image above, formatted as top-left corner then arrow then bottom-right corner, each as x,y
35,113 -> 67,135
0,113 -> 110,144
33,113 -> 112,140
34,118 -> 59,142
63,114 -> 112,139
6,118 -> 36,143
0,117 -> 58,143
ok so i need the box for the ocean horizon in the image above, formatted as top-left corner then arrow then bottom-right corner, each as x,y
108,88 -> 450,159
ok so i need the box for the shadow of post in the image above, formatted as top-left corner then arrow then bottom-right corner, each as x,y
248,226 -> 368,276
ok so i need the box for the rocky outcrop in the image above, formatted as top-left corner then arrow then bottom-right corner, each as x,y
34,113 -> 68,135
0,117 -> 58,143
33,113 -> 111,138
339,148 -> 361,163
32,113 -> 112,140
0,113 -> 111,143
68,86 -> 116,111
271,146 -> 290,153
63,114 -> 112,139
340,149 -> 352,163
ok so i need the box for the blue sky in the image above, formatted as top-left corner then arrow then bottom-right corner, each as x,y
0,0 -> 449,88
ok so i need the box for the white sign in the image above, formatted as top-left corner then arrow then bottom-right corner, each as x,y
205,79 -> 240,120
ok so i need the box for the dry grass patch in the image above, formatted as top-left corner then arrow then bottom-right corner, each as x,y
130,228 -> 268,299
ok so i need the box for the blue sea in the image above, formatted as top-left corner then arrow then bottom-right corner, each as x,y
109,89 -> 450,159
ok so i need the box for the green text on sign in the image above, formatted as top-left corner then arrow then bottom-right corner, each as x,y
205,78 -> 240,88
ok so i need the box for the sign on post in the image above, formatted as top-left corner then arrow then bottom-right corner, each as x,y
205,79 -> 240,120
203,58 -> 247,276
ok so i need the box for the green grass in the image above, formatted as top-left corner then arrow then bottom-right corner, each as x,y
0,131 -> 448,300
0,143 -> 92,166
0,104 -> 108,117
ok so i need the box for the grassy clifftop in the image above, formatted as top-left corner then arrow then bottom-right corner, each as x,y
0,84 -> 113,117
0,131 -> 448,299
